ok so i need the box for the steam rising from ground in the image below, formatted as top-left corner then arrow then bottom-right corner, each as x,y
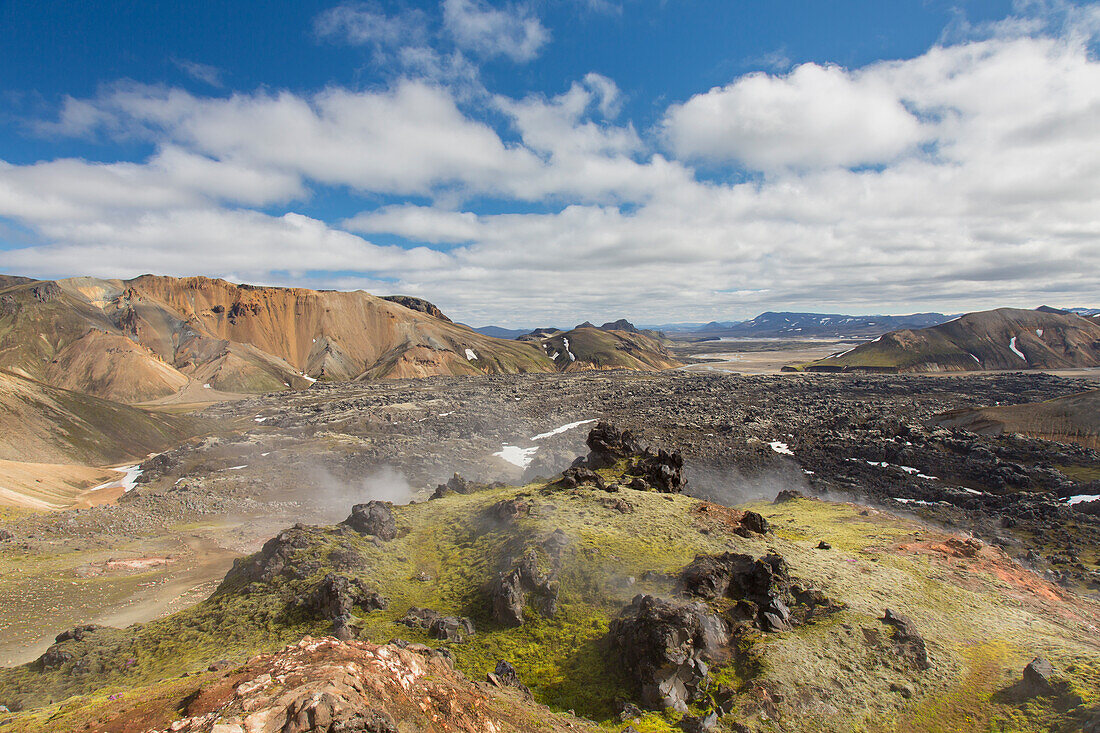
685,461 -> 812,506
310,465 -> 414,522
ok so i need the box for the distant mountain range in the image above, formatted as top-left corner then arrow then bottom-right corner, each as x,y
688,311 -> 955,339
802,307 -> 1100,373
0,276 -> 679,403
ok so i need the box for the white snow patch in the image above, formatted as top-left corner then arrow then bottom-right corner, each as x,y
92,465 -> 143,493
1035,329 -> 1044,337
465,348 -> 478,361
531,419 -> 596,441
300,373 -> 317,384
562,337 -> 576,362
802,469 -> 815,475
969,353 -> 981,364
769,441 -> 794,456
203,383 -> 211,389
261,452 -> 270,457
892,498 -> 939,506
494,445 -> 539,468
550,352 -> 560,359
1066,494 -> 1100,505
438,411 -> 454,417
1008,336 -> 1026,360
254,416 -> 269,423
227,465 -> 247,470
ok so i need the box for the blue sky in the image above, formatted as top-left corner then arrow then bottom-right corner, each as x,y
1,0 -> 1098,326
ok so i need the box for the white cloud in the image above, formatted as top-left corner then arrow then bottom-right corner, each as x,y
442,0 -> 549,62
664,62 -> 926,171
4,12 -> 1100,326
0,208 -> 447,281
344,205 -> 482,243
313,3 -> 429,49
171,58 -> 224,88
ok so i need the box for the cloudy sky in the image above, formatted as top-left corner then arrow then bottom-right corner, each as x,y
1,1 -> 1098,326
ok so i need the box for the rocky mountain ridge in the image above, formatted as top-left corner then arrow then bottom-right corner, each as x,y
0,275 -> 678,403
804,307 -> 1100,373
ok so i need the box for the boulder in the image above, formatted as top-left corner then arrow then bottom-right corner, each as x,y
428,616 -> 475,642
774,489 -> 804,503
341,501 -> 397,540
490,549 -> 559,626
882,609 -> 931,670
1021,656 -> 1056,696
309,573 -> 386,641
680,712 -> 719,733
585,422 -> 643,468
607,594 -> 729,712
486,660 -> 532,698
559,466 -> 606,490
737,511 -> 770,536
395,607 -> 473,640
431,473 -> 474,499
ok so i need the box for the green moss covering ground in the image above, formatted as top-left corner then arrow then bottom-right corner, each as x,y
0,481 -> 1097,733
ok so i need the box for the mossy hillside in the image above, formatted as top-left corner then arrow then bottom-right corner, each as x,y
2,487 -> 1098,733
346,483 -> 758,723
745,498 -> 1100,732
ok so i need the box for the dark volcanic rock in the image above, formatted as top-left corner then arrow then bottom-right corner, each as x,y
309,573 -> 387,641
1021,656 -> 1056,696
491,547 -> 560,626
487,660 -> 532,698
341,501 -> 397,540
431,473 -> 475,499
774,489 -> 804,503
559,466 -> 606,490
380,295 -> 451,322
608,594 -> 730,712
395,607 -> 474,641
490,497 -> 530,524
882,608 -> 931,670
585,422 -> 643,468
221,525 -> 320,589
54,624 -> 103,644
737,510 -> 770,535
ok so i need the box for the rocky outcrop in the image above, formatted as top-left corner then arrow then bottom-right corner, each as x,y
341,501 -> 397,540
396,607 -> 475,642
585,422 -> 643,468
486,660 -> 532,699
309,574 -> 387,641
220,525 -> 321,590
882,609 -> 931,670
679,551 -> 834,633
568,422 -> 686,493
607,595 -> 729,712
490,531 -> 569,627
143,637 -> 598,733
380,295 -> 452,322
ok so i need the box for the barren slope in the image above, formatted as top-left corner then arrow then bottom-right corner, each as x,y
936,388 -> 1100,449
805,307 -> 1100,373
537,326 -> 681,372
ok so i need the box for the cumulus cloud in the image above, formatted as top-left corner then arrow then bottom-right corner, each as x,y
663,62 -> 926,170
3,9 -> 1100,326
442,0 -> 549,62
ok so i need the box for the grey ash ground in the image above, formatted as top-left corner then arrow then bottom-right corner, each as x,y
139,371 -> 1100,591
